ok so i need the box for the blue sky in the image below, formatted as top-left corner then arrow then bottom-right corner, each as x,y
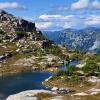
0,0 -> 100,30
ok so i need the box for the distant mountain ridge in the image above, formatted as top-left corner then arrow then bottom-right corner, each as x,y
43,27 -> 100,53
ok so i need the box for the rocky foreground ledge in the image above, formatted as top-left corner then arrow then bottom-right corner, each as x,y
6,90 -> 55,100
6,88 -> 100,100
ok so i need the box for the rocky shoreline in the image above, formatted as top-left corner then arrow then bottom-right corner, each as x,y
5,71 -> 100,100
43,75 -> 100,99
6,82 -> 100,100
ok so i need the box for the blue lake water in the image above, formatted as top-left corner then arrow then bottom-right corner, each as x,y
0,71 -> 52,100
0,60 -> 79,100
61,59 -> 80,70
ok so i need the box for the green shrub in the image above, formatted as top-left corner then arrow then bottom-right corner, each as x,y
70,52 -> 83,60
66,65 -> 77,76
51,66 -> 78,80
83,60 -> 100,76
55,70 -> 66,76
51,70 -> 66,80
45,45 -> 69,61
15,32 -> 28,38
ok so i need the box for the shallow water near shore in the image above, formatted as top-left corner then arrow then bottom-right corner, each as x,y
0,71 -> 52,100
61,59 -> 80,70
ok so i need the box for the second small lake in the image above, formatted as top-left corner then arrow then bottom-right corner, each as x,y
61,59 -> 80,70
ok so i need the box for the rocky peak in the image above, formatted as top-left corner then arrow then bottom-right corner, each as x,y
0,10 -> 36,33
0,10 -> 16,21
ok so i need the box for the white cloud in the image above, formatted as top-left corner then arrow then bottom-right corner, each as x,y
35,14 -> 100,30
38,14 -> 74,22
71,0 -> 100,9
92,0 -> 100,9
35,22 -> 53,30
39,14 -> 63,20
85,15 -> 100,25
0,2 -> 26,9
35,1 -> 100,30
71,0 -> 89,9
36,14 -> 76,30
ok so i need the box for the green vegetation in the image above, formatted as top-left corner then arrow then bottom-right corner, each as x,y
70,52 -> 84,60
45,45 -> 61,55
51,65 -> 78,80
83,60 -> 100,76
15,32 -> 28,38
51,56 -> 100,81
86,54 -> 100,63
45,45 -> 69,60
33,48 -> 46,56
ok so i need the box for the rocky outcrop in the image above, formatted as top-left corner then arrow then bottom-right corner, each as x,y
0,10 -> 36,34
51,87 -> 74,94
0,10 -> 68,75
0,51 -> 15,61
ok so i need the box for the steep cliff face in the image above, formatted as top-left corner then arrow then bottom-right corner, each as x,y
0,10 -> 36,33
0,10 -> 45,42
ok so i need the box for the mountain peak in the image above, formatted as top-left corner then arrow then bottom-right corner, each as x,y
0,9 -> 7,14
0,10 -> 36,33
